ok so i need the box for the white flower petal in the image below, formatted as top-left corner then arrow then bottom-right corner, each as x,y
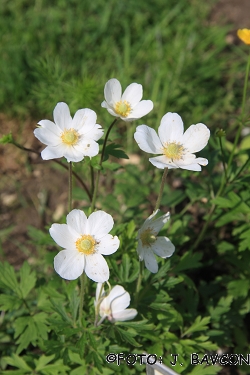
88,211 -> 114,239
97,234 -> 120,255
85,253 -> 109,282
112,309 -> 137,322
134,125 -> 163,154
111,288 -> 130,312
152,237 -> 175,258
176,156 -> 208,170
179,162 -> 202,171
141,210 -> 159,226
106,285 -> 125,302
128,100 -> 153,120
101,101 -> 108,109
37,119 -> 62,136
75,139 -> 99,157
63,145 -> 85,162
122,83 -> 143,106
158,112 -> 184,144
53,102 -> 72,130
34,127 -> 60,146
145,212 -> 170,234
149,155 -> 178,169
143,248 -> 158,273
49,223 -> 78,249
136,240 -> 144,261
54,249 -> 85,280
182,123 -> 210,153
195,157 -> 208,166
90,125 -> 104,141
66,209 -> 87,234
72,108 -> 97,133
37,119 -> 56,129
41,145 -> 65,160
104,78 -> 122,106
102,106 -> 119,118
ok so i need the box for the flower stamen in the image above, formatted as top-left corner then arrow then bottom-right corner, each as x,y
61,128 -> 79,146
140,228 -> 156,247
114,100 -> 132,117
163,142 -> 184,161
76,234 -> 96,255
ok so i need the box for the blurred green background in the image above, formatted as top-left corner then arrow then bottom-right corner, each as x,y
0,0 -> 243,129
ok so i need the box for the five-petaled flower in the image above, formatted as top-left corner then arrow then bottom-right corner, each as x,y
101,78 -> 153,121
137,210 -> 175,273
134,112 -> 210,171
50,209 -> 120,282
95,283 -> 137,325
237,29 -> 250,45
34,102 -> 103,162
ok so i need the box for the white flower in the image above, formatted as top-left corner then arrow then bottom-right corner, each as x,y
134,112 -> 210,171
50,209 -> 120,282
34,102 -> 103,162
137,210 -> 175,273
101,78 -> 153,121
95,283 -> 137,325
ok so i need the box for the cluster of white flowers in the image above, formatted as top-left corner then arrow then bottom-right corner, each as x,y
34,78 -> 210,325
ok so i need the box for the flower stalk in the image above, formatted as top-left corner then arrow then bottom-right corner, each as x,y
90,118 -> 117,213
68,162 -> 73,212
154,167 -> 168,212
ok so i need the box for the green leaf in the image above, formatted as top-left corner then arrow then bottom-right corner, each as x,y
19,262 -> 37,298
0,132 -> 13,144
115,326 -> 141,347
0,262 -> 20,296
227,279 -> 250,298
189,363 -> 221,375
3,354 -> 32,371
50,299 -> 72,323
104,143 -> 129,160
174,252 -> 202,273
34,354 -> 55,371
14,313 -> 49,354
0,294 -> 22,311
115,319 -> 154,331
209,295 -> 233,322
183,316 -> 210,336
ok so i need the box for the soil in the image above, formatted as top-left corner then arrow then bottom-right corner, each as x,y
0,2 -> 249,374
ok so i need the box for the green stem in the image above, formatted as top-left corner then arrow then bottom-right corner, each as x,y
91,118 -> 117,212
227,49 -> 250,175
230,157 -> 250,184
191,174 -> 227,250
135,261 -> 144,305
79,273 -> 86,327
90,165 -> 95,198
11,141 -> 92,200
154,168 -> 168,212
218,137 -> 228,182
68,162 -> 72,212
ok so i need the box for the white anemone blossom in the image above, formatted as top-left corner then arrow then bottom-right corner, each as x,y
101,78 -> 153,121
95,283 -> 137,325
137,210 -> 175,273
134,112 -> 210,171
34,102 -> 103,162
50,209 -> 120,282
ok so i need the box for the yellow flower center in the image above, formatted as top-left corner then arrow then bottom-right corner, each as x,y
114,100 -> 132,117
75,234 -> 96,255
237,29 -> 250,45
61,128 -> 79,145
163,142 -> 184,161
140,228 -> 156,247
